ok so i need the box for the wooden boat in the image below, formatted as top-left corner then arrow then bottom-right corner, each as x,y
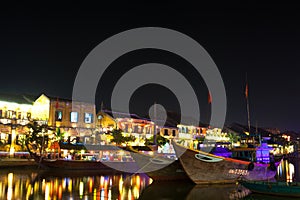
239,180 -> 300,197
126,146 -> 190,181
34,155 -> 139,172
172,141 -> 281,184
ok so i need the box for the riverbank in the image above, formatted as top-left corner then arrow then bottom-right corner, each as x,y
0,158 -> 37,168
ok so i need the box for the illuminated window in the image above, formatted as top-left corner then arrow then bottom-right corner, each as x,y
172,130 -> 176,137
70,112 -> 78,123
164,129 -> 168,136
17,112 -> 21,119
27,112 -> 31,119
84,113 -> 93,123
55,111 -> 63,121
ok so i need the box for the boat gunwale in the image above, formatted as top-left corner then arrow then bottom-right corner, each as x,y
174,141 -> 251,165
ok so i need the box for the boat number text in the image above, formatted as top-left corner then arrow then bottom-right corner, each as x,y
228,169 -> 249,176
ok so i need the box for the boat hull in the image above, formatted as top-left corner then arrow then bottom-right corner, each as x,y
129,151 -> 190,181
173,141 -> 279,184
38,158 -> 138,172
239,180 -> 300,197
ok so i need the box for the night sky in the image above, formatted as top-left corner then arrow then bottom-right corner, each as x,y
1,3 -> 300,131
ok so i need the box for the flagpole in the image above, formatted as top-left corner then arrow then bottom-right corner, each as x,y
247,95 -> 251,134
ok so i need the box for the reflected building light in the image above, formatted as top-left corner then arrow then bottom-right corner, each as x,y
127,189 -> 132,200
100,176 -> 104,189
14,179 -> 20,198
7,173 -> 13,200
93,188 -> 97,200
55,179 -> 59,193
89,179 -> 93,193
132,186 -> 139,199
26,184 -> 32,200
79,181 -> 84,197
277,162 -> 283,176
104,179 -> 108,189
0,182 -> 3,199
100,189 -> 105,200
288,163 -> 295,182
34,181 -> 39,193
58,185 -> 62,200
62,178 -> 66,190
50,180 -> 54,197
42,179 -> 46,192
68,179 -> 72,192
136,176 -> 140,189
108,188 -> 112,200
119,177 -> 123,193
45,182 -> 50,200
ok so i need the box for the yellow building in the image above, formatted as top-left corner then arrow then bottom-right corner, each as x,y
0,93 -> 98,155
32,94 -> 97,144
96,111 -> 117,133
158,127 -> 178,138
116,117 -> 155,146
0,93 -> 35,154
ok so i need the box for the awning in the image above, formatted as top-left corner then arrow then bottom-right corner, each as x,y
59,142 -> 86,150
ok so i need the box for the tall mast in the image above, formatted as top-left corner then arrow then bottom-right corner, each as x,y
245,74 -> 251,136
153,102 -> 157,145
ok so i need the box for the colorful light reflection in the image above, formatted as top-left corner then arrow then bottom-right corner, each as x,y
0,172 -> 151,200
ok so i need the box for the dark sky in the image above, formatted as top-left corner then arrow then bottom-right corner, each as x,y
1,3 -> 300,131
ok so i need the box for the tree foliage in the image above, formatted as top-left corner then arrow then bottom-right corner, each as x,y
25,121 -> 50,155
111,129 -> 135,145
145,135 -> 168,147
228,132 -> 240,147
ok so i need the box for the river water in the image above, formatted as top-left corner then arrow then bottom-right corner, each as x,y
0,158 -> 299,200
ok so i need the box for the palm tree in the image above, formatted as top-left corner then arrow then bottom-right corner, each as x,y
228,132 -> 240,148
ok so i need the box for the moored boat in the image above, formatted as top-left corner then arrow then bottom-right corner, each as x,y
172,141 -> 281,184
33,154 -> 139,172
126,146 -> 190,181
239,179 -> 300,197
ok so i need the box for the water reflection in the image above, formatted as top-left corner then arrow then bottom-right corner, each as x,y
0,169 -> 152,200
138,180 -> 194,200
276,159 -> 298,182
0,158 -> 299,199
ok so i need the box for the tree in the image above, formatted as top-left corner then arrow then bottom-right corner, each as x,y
111,129 -> 135,146
145,135 -> 168,147
25,121 -> 50,155
54,127 -> 65,142
228,132 -> 240,148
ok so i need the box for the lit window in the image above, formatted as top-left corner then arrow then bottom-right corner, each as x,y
27,112 -> 31,120
70,112 -> 78,123
55,111 -> 63,121
84,113 -> 93,123
164,129 -> 169,136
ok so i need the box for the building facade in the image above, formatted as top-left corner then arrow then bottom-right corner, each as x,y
0,93 -> 97,155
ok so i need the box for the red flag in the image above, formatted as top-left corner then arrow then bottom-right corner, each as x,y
208,91 -> 212,104
55,97 -> 59,109
245,83 -> 248,98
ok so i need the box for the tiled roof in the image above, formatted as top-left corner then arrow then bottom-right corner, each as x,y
0,93 -> 37,104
